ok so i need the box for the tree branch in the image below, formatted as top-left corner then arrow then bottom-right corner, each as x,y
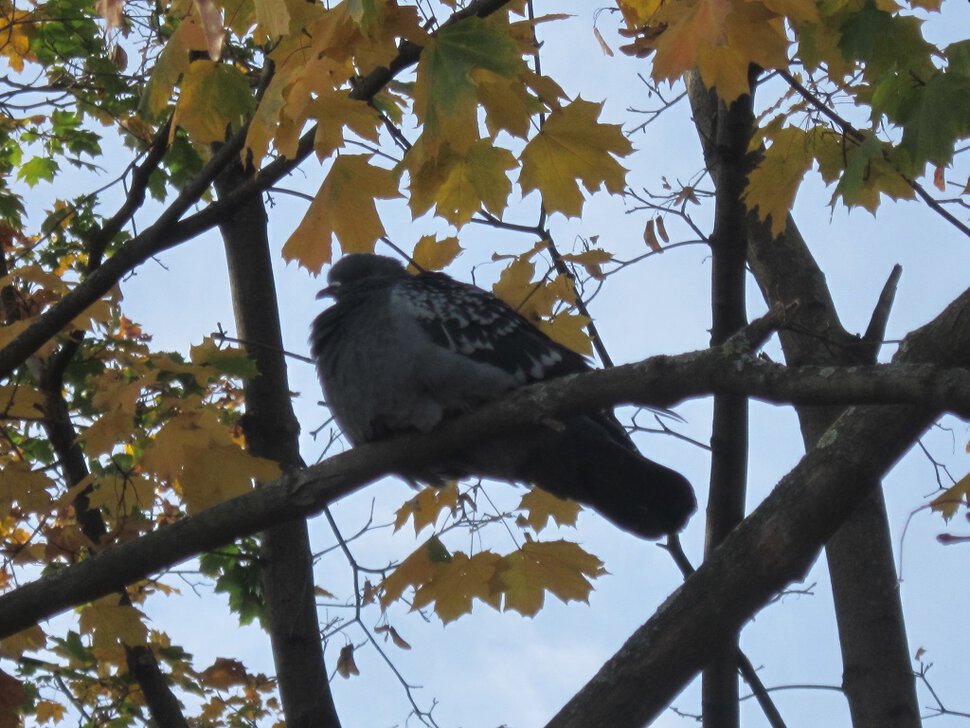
0,307 -> 967,638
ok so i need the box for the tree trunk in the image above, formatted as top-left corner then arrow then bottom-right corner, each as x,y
746,217 -> 921,727
214,160 -> 341,728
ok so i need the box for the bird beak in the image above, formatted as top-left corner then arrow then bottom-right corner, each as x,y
316,285 -> 335,300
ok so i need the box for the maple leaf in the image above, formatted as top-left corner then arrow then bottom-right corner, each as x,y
491,256 -> 536,311
283,155 -> 400,274
310,88 -> 382,160
78,597 -> 149,651
536,312 -> 593,356
650,0 -> 731,83
0,625 -> 46,659
412,551 -> 503,623
0,385 -> 43,420
34,700 -> 65,724
519,98 -> 633,217
931,473 -> 970,521
834,135 -> 916,213
139,410 -> 279,513
393,483 -> 459,535
413,15 -> 524,152
495,540 -> 606,617
379,536 -> 451,608
474,68 -> 538,139
406,139 -> 516,225
517,488 -> 580,532
201,657 -> 251,689
139,20 -> 209,120
744,125 -> 830,237
0,462 -> 53,514
411,235 -> 462,271
174,61 -> 255,146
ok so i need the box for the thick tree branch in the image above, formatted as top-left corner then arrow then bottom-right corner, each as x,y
0,0 -> 514,384
0,311 -> 967,638
545,286 -> 970,728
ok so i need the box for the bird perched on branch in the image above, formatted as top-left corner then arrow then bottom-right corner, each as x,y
310,253 -> 695,539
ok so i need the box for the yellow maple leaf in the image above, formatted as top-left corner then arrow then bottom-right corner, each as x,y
617,0 -> 663,26
34,700 -> 66,724
0,462 -> 53,514
491,256 -> 537,311
496,540 -> 606,617
474,68 -> 537,139
931,473 -> 970,521
0,625 -> 46,659
410,235 -> 462,271
0,385 -> 44,420
412,551 -> 502,623
650,0 -> 731,83
201,657 -> 251,689
173,60 -> 255,146
283,155 -> 400,274
379,536 -> 450,608
139,18 -> 208,120
393,483 -> 459,535
517,488 -> 581,532
536,312 -> 593,356
310,88 -> 382,160
744,126 -> 817,237
253,0 -> 290,38
139,410 -> 279,513
78,597 -> 149,650
411,141 -> 516,226
519,98 -> 632,217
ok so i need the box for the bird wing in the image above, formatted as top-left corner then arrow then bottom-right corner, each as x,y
393,272 -> 591,385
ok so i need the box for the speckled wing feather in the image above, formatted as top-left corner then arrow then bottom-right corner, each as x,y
395,271 -> 590,385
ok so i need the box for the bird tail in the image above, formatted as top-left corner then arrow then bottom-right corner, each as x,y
517,417 -> 696,539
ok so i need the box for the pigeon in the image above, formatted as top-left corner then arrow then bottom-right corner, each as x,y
311,253 -> 695,538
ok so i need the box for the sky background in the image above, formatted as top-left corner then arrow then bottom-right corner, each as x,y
15,1 -> 970,726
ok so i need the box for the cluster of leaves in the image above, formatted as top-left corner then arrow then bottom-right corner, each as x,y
379,484 -> 603,625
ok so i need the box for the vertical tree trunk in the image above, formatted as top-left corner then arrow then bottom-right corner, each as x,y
746,218 -> 921,727
692,74 -> 757,728
687,69 -> 920,727
214,160 -> 341,728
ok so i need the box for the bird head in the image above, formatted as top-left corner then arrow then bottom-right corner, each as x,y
316,254 -> 407,300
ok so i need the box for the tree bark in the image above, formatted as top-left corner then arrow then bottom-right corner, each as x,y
546,286 -> 970,728
687,69 -> 921,727
692,72 -> 757,728
214,160 -> 341,728
746,216 -> 921,727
